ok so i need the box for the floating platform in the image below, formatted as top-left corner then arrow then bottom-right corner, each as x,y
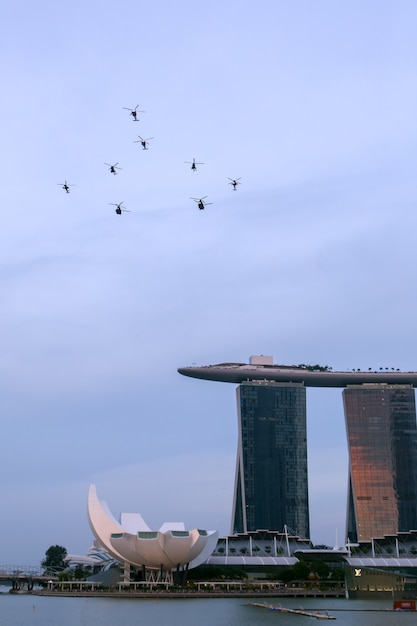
250,602 -> 336,620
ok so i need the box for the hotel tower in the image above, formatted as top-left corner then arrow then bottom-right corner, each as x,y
344,384 -> 417,542
232,379 -> 309,537
179,357 -> 417,542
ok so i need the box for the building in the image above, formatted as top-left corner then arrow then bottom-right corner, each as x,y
87,485 -> 218,584
344,384 -> 417,542
232,380 -> 309,538
178,361 -> 417,387
178,358 -> 417,543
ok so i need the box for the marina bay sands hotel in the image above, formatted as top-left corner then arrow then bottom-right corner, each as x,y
178,356 -> 417,544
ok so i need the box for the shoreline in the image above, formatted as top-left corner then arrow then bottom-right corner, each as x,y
31,589 -> 345,599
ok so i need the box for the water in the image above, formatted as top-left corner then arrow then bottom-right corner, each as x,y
0,594 -> 415,626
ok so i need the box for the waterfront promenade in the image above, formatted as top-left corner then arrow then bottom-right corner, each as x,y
33,582 -> 345,599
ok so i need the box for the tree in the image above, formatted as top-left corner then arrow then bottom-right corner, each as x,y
41,545 -> 68,572
290,560 -> 311,581
267,559 -> 333,584
72,565 -> 92,580
310,559 -> 330,579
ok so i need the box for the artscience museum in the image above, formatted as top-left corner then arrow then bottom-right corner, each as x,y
87,485 -> 218,584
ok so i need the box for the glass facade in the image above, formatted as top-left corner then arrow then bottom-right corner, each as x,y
232,381 -> 309,538
344,384 -> 417,542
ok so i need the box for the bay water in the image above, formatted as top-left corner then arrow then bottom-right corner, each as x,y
0,594 -> 416,626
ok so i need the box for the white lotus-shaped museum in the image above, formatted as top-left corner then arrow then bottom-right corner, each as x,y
87,484 -> 218,572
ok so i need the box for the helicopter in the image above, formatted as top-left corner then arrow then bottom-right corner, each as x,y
105,162 -> 122,175
190,196 -> 212,211
134,136 -> 154,150
228,177 -> 241,190
109,202 -> 130,215
122,104 -> 145,121
57,181 -> 75,193
185,158 -> 204,171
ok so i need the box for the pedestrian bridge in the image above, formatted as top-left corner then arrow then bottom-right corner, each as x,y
0,565 -> 58,591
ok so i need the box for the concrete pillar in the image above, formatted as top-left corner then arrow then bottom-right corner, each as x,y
123,561 -> 130,584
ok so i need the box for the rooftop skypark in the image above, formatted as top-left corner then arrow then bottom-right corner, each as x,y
178,361 -> 417,388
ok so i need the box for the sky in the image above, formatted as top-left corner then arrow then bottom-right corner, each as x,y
1,0 -> 417,565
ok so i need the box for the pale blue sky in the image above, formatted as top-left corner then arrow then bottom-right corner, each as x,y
1,0 -> 417,564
